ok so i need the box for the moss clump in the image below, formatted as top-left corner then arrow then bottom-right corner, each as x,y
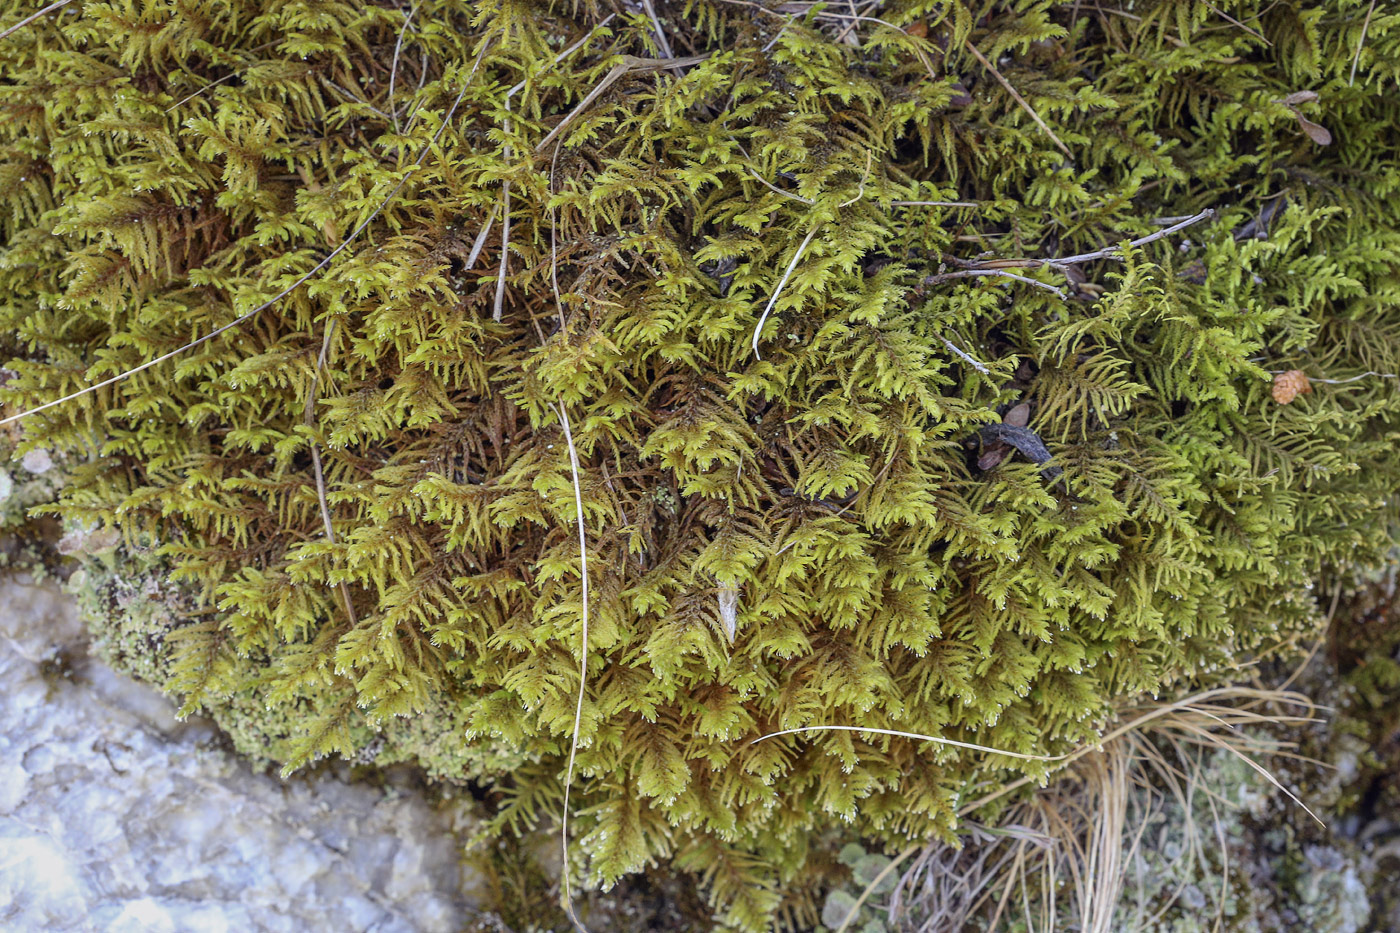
68,534 -> 531,778
4,0 -> 1400,926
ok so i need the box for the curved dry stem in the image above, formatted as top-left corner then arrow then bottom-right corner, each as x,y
879,682 -> 1323,933
749,724 -> 1070,762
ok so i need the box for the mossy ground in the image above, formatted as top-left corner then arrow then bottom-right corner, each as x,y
5,0 -> 1400,927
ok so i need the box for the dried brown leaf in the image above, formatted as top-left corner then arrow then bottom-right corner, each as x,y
1295,113 -> 1333,145
978,446 -> 1009,470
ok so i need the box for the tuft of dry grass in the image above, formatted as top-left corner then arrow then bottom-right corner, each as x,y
827,685 -> 1324,933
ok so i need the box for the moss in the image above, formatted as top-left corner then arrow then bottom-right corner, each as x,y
4,0 -> 1400,926
69,535 -> 530,779
0,409 -> 67,572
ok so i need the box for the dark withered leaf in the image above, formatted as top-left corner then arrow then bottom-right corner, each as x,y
1295,113 -> 1333,145
1235,194 -> 1289,241
978,446 -> 1008,470
978,423 -> 1061,481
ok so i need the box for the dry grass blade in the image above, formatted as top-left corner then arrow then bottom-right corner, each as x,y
891,199 -> 982,208
1351,0 -> 1378,85
938,334 -> 993,374
639,0 -> 682,76
751,225 -> 819,360
963,40 -> 1072,159
749,724 -> 1069,762
0,0 -> 74,43
322,76 -> 394,121
1202,0 -> 1271,45
554,402 -> 592,933
164,72 -> 239,113
163,39 -> 281,114
388,0 -> 421,132
832,844 -> 917,933
466,204 -> 498,271
493,181 -> 512,322
933,268 -> 1067,298
870,684 -> 1320,933
303,319 -> 358,625
534,54 -> 709,153
494,14 -> 617,321
1049,209 -> 1215,266
747,167 -> 814,203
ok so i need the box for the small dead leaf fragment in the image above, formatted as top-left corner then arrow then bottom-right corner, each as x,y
1004,403 -> 1031,427
1280,90 -> 1319,106
978,446 -> 1009,470
1294,113 -> 1333,145
1272,370 -> 1312,404
717,584 -> 740,642
905,20 -> 928,37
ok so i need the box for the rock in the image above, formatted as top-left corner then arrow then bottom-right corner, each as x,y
0,574 -> 485,932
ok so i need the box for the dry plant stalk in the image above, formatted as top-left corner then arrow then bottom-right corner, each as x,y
554,402 -> 593,932
0,0 -> 75,43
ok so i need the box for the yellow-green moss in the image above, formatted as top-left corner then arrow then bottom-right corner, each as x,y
4,0 -> 1400,926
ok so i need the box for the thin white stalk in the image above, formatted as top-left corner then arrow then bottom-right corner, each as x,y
555,403 -> 592,932
752,226 -> 819,360
0,0 -> 75,42
749,724 -> 1069,762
